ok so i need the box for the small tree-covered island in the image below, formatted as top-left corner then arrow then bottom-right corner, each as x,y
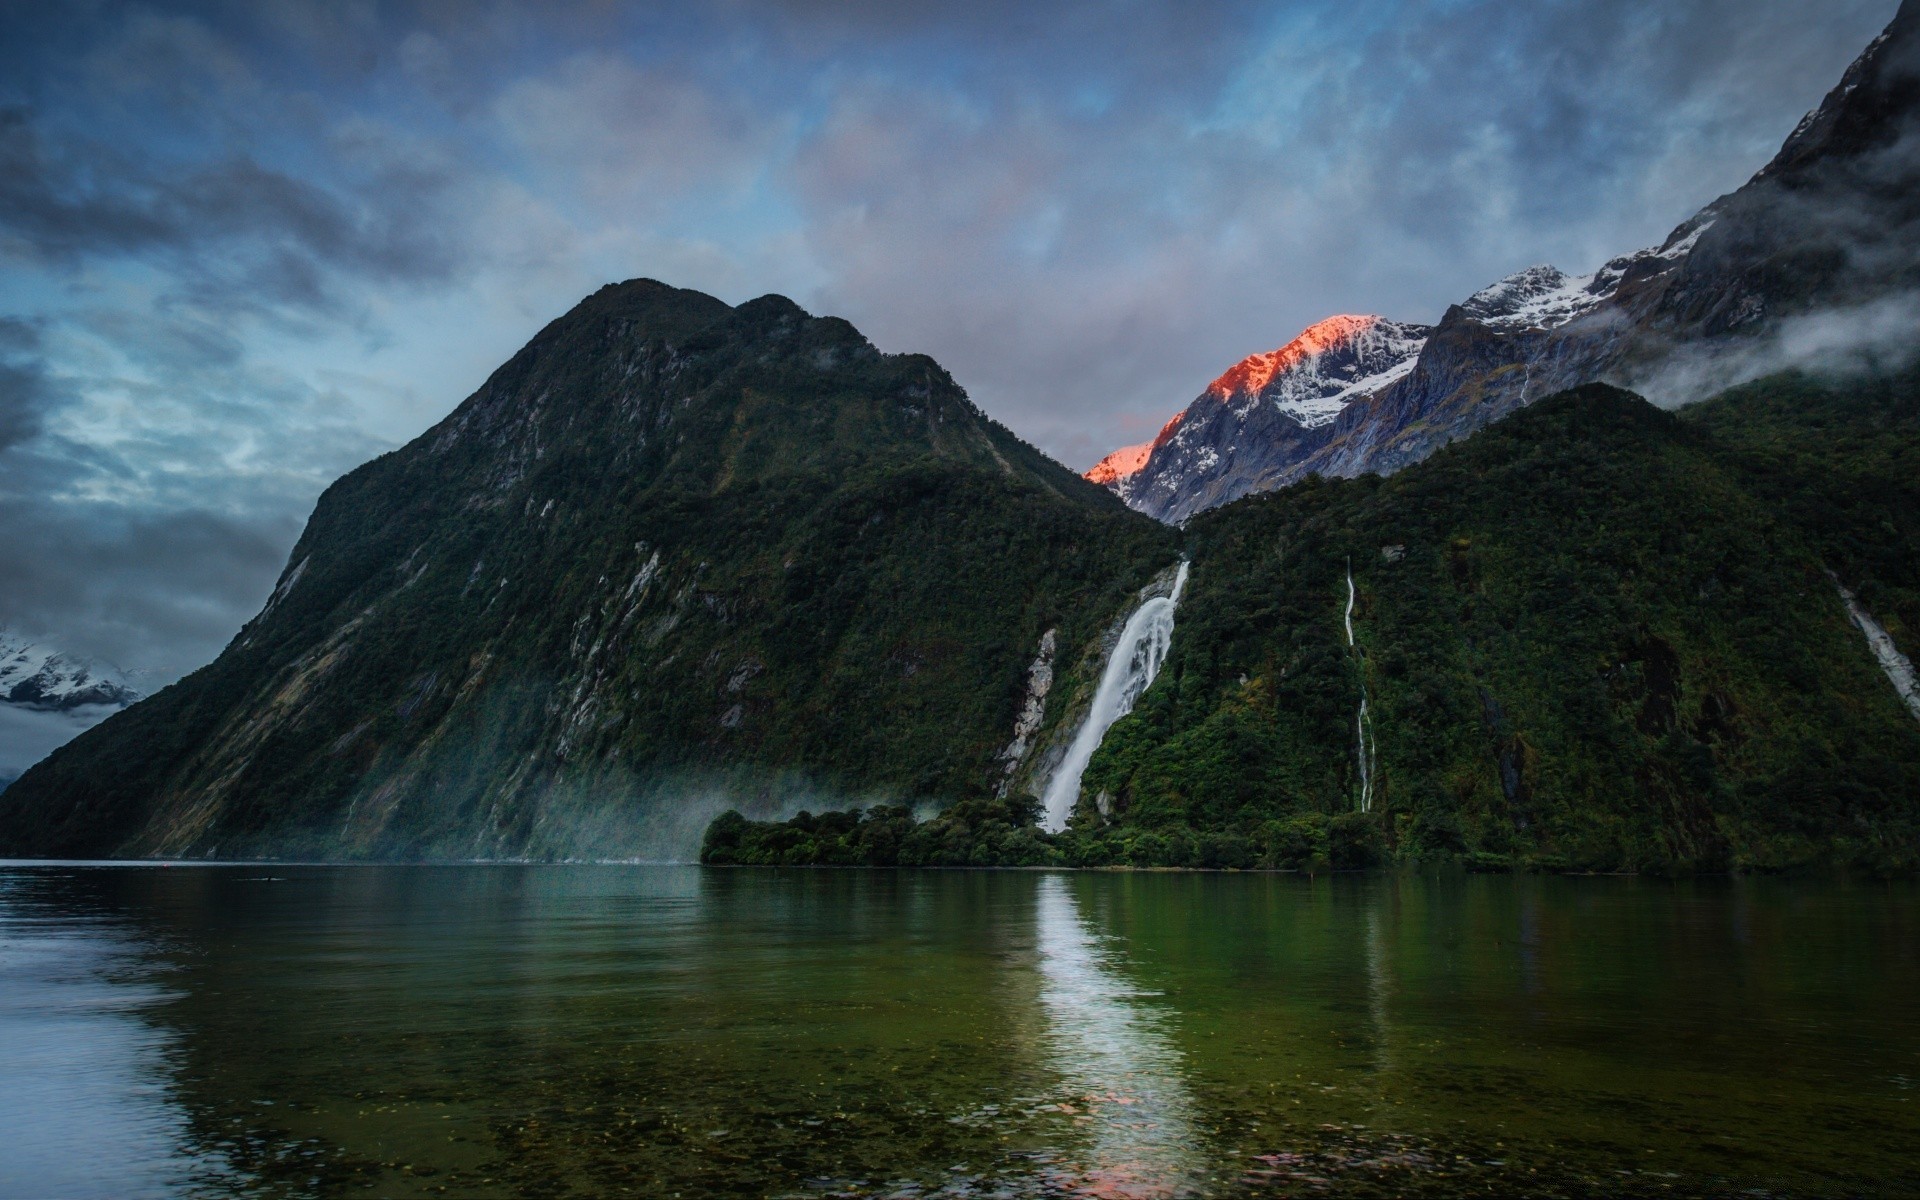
6,4 -> 1920,878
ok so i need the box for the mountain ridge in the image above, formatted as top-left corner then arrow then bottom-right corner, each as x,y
1093,0 -> 1920,524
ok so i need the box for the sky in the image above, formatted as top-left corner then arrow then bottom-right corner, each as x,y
0,0 -> 1900,717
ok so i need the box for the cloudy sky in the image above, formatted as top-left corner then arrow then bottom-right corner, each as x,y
0,0 -> 1898,717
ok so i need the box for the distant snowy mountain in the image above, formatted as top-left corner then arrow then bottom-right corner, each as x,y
1099,316 -> 1429,522
1457,219 -> 1713,333
1090,0 -> 1920,523
0,630 -> 142,712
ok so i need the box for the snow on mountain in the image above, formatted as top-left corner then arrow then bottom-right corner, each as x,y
1205,315 -> 1431,426
1458,216 -> 1718,334
1085,440 -> 1156,486
1457,263 -> 1609,331
1086,315 -> 1429,521
1087,209 -> 1737,523
0,630 -> 142,712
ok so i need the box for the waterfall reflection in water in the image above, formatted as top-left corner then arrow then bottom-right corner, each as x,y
1033,875 -> 1205,1198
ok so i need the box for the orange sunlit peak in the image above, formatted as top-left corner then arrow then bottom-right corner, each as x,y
1084,410 -> 1187,484
1085,439 -> 1153,484
1206,314 -> 1381,399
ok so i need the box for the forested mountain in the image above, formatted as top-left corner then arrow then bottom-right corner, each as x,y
711,376 -> 1920,874
0,281 -> 1176,859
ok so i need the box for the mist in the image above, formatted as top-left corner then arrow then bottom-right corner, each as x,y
1619,290 -> 1920,407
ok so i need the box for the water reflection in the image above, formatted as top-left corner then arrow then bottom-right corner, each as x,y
2,866 -> 1917,1197
1032,875 -> 1204,1198
0,869 -> 220,1199
1364,898 -> 1393,1077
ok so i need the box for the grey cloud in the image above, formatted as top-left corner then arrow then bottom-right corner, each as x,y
0,296 -> 390,685
771,1 -> 1897,467
0,107 -> 465,318
0,703 -> 122,783
0,482 -> 304,681
492,54 -> 784,214
0,319 -> 59,452
0,362 -> 49,452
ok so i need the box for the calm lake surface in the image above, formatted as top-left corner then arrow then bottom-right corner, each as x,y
1,865 -> 1915,1198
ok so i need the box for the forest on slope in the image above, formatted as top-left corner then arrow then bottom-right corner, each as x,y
708,371 -> 1920,874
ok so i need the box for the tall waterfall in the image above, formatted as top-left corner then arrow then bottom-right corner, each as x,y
1346,562 -> 1376,813
1040,561 -> 1190,832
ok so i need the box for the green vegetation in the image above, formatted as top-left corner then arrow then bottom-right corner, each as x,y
702,798 -> 1385,870
1681,364 -> 1920,649
710,379 -> 1920,875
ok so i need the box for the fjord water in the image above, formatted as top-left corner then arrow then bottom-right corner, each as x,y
2,866 -> 1915,1199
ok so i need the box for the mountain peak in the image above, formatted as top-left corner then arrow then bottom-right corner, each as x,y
1754,0 -> 1920,184
1200,314 -> 1430,430
1085,312 -> 1431,522
1205,315 -> 1383,401
1084,410 -> 1189,494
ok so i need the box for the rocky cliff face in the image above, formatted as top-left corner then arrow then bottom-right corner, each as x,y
0,281 -> 1175,859
1094,0 -> 1920,522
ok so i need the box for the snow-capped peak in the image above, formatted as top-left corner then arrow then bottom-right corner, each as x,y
1205,314 -> 1431,428
1085,439 -> 1154,488
0,629 -> 142,712
1461,215 -> 1716,334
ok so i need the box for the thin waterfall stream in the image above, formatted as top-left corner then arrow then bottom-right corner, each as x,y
1040,561 -> 1190,832
1346,561 -> 1376,813
1832,572 -> 1920,722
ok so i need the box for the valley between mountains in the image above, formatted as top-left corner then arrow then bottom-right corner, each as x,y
4,3 -> 1920,873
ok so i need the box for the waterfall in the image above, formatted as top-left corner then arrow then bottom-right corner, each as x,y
1346,562 -> 1376,813
1832,573 -> 1920,722
1040,561 -> 1190,832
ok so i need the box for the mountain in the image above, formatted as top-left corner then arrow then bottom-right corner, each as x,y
1095,0 -> 1920,523
0,281 -> 1176,859
1100,317 -> 1431,523
715,380 -> 1920,873
0,630 -> 141,712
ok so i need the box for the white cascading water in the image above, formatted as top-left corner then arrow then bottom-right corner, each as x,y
1040,561 -> 1190,832
1833,573 -> 1920,723
1346,562 -> 1376,813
